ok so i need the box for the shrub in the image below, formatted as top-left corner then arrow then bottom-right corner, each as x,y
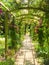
0,59 -> 14,65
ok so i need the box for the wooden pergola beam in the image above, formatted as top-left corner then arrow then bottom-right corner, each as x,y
18,7 -> 49,13
0,2 -> 49,13
0,2 -> 9,11
16,14 -> 43,18
0,2 -> 15,16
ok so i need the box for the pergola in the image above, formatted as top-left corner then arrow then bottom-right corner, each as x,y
0,1 -> 48,59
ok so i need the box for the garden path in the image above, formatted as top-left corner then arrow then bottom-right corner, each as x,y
15,34 -> 40,65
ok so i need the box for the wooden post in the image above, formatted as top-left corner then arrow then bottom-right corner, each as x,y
5,11 -> 9,59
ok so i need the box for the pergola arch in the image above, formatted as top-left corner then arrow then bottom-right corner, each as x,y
15,14 -> 43,24
0,1 -> 49,16
0,1 -> 45,59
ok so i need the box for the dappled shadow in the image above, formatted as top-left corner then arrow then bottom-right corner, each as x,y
25,60 -> 34,65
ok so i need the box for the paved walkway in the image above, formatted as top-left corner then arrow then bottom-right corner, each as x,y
14,34 -> 40,65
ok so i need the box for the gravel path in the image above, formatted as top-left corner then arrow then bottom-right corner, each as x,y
14,34 -> 40,65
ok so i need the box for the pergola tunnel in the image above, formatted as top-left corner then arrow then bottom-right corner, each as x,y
0,0 -> 49,65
